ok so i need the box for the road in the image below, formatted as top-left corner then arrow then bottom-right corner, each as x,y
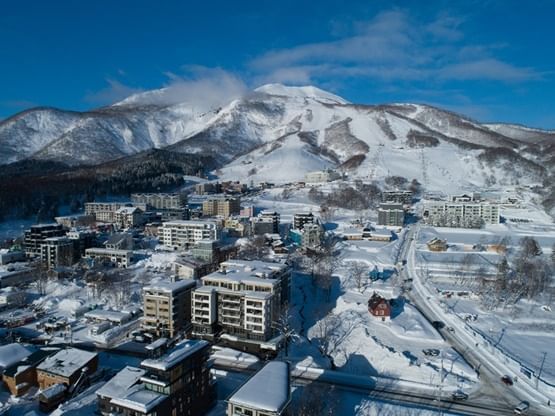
211,356 -> 516,415
399,224 -> 553,416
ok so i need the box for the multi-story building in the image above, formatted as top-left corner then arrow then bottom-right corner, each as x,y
85,248 -> 133,268
161,220 -> 221,250
191,260 -> 290,346
423,201 -> 500,228
104,233 -> 134,250
54,214 -> 96,228
0,250 -> 26,265
67,229 -> 96,258
382,190 -> 413,205
304,169 -> 341,183
252,210 -> 280,235
202,196 -> 241,218
226,361 -> 291,416
84,202 -> 147,224
293,212 -> 314,230
224,217 -> 252,237
195,182 -> 222,195
131,193 -> 187,210
115,206 -> 143,229
24,223 -> 65,256
141,279 -> 196,338
377,203 -> 405,227
40,237 -> 74,269
302,223 -> 324,250
98,339 -> 215,416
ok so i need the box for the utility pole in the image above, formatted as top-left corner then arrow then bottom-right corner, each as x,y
537,351 -> 547,389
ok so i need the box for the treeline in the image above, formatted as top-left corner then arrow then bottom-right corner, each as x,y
0,149 -> 216,222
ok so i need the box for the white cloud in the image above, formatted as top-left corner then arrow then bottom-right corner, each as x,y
84,79 -> 144,105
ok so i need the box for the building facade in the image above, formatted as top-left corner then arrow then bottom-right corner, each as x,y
423,201 -> 500,228
131,193 -> 187,210
161,220 -> 221,250
24,224 -> 65,256
40,237 -> 74,269
293,212 -> 314,230
377,203 -> 405,227
85,248 -> 133,268
202,196 -> 241,218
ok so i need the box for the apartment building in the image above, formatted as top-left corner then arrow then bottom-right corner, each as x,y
85,248 -> 133,268
191,260 -> 290,346
227,361 -> 291,416
377,202 -> 405,227
304,169 -> 341,183
423,201 -> 500,227
98,339 -> 215,416
141,279 -> 196,338
24,223 -> 65,256
161,220 -> 221,250
84,202 -> 147,224
302,223 -> 324,250
293,212 -> 314,230
382,190 -> 413,205
202,196 -> 241,218
131,193 -> 187,210
40,237 -> 74,269
115,206 -> 143,229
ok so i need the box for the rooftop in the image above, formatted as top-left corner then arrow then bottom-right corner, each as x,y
0,343 -> 32,369
110,384 -> 167,413
96,366 -> 146,400
141,339 -> 209,371
144,279 -> 196,294
228,361 -> 290,412
36,348 -> 97,378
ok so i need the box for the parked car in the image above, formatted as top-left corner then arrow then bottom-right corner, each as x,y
446,326 -> 455,333
451,391 -> 468,401
501,375 -> 514,386
432,321 -> 445,329
422,348 -> 440,357
513,401 -> 529,414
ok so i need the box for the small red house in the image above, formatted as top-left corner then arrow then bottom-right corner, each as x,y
368,292 -> 391,320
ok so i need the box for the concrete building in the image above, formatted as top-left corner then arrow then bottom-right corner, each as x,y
192,260 -> 290,348
54,214 -> 96,228
85,202 -> 147,224
131,193 -> 187,210
24,223 -> 65,256
40,237 -> 74,269
2,349 -> 55,397
377,203 -> 405,227
293,212 -> 314,230
202,196 -> 241,218
227,361 -> 291,416
304,169 -> 341,183
97,339 -> 215,416
141,279 -> 197,338
0,250 -> 26,265
161,220 -> 221,250
85,248 -> 133,268
224,217 -> 252,237
382,190 -> 413,205
115,206 -> 143,229
36,348 -> 98,390
423,201 -> 500,228
195,182 -> 222,195
67,229 -> 96,258
104,233 -> 134,250
302,223 -> 324,250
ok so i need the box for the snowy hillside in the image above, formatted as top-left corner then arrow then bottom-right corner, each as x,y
0,84 -> 551,192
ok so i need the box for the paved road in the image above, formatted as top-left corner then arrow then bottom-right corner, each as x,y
399,224 -> 553,416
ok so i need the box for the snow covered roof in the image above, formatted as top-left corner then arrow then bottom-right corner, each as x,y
109,384 -> 167,413
37,348 -> 97,378
96,366 -> 146,400
40,383 -> 67,400
116,206 -> 141,214
143,279 -> 196,294
228,361 -> 290,412
84,309 -> 132,324
140,339 -> 209,371
0,343 -> 32,369
145,338 -> 168,351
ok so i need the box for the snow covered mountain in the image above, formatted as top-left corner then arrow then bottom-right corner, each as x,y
0,83 -> 552,191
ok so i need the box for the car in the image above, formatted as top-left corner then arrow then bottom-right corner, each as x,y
446,326 -> 455,333
513,401 -> 529,414
451,391 -> 468,401
432,321 -> 445,329
501,375 -> 514,386
422,348 -> 440,357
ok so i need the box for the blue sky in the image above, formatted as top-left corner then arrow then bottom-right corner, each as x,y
1,0 -> 554,128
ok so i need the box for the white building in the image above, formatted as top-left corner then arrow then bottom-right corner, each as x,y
161,220 -> 221,250
85,248 -> 133,268
423,201 -> 500,227
304,169 -> 341,183
227,361 -> 291,416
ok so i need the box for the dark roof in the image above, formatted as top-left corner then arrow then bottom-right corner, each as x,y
368,293 -> 389,310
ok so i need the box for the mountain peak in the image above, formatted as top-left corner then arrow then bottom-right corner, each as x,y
254,83 -> 349,105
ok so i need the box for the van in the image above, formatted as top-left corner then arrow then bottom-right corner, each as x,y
514,401 -> 529,414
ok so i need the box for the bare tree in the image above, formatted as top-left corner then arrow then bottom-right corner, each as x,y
291,383 -> 338,416
272,302 -> 297,358
239,235 -> 270,260
32,260 -> 49,296
348,261 -> 367,292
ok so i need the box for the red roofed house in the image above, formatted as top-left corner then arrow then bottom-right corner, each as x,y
368,292 -> 391,321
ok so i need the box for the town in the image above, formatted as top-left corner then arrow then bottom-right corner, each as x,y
0,169 -> 553,415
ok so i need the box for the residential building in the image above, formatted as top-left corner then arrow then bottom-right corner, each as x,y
115,206 -> 144,229
67,229 -> 96,258
240,205 -> 255,218
202,196 -> 241,218
24,223 -> 65,256
40,237 -> 74,269
191,240 -> 237,264
98,339 -> 215,416
225,217 -> 252,237
173,257 -> 214,280
195,182 -> 222,195
382,190 -> 413,205
302,223 -> 324,250
252,210 -> 280,235
0,268 -> 34,288
104,232 -> 134,250
423,201 -> 500,227
304,169 -> 341,183
85,248 -> 133,268
293,212 -> 314,230
368,293 -> 391,321
131,193 -> 187,210
0,287 -> 26,308
227,361 -> 291,416
141,279 -> 196,338
161,220 -> 221,250
2,349 -> 56,397
191,260 -> 290,348
377,203 -> 405,227
0,250 -> 26,265
84,202 -> 147,224
54,214 -> 96,228
36,348 -> 98,390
